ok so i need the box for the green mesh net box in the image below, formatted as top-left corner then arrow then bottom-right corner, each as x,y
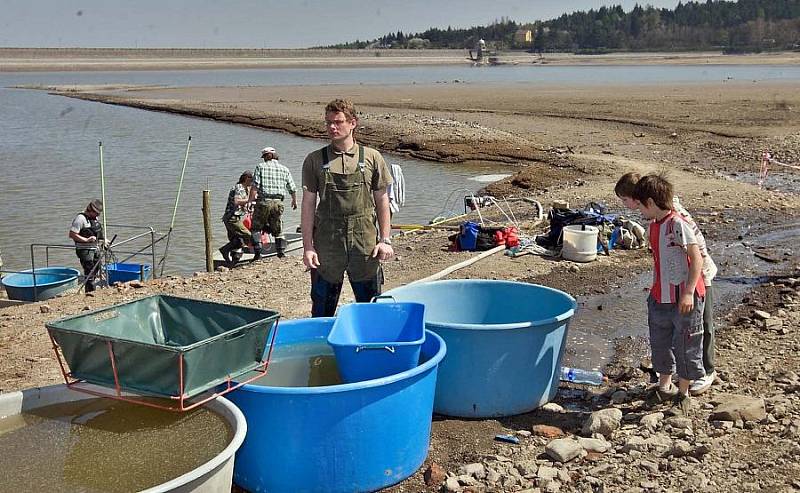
45,295 -> 279,398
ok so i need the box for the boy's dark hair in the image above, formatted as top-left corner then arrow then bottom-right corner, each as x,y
632,173 -> 674,210
614,172 -> 640,197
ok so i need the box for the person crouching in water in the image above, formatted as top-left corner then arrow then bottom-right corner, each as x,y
219,170 -> 254,266
68,199 -> 104,293
249,146 -> 298,260
634,174 -> 705,417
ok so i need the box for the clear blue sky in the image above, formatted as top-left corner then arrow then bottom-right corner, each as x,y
1,0 -> 683,49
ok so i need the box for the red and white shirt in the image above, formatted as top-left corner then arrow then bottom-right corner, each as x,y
648,211 -> 706,303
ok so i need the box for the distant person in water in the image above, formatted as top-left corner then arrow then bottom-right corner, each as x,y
219,170 -> 253,266
68,199 -> 105,293
249,146 -> 298,260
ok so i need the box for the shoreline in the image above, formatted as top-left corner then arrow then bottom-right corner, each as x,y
1,48 -> 799,72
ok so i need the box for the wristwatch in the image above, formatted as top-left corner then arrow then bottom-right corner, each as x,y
380,237 -> 393,246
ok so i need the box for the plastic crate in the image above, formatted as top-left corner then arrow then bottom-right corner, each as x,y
328,302 -> 425,383
46,295 -> 279,398
105,262 -> 152,284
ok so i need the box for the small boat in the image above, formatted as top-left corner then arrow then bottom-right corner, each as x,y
1,267 -> 80,302
212,231 -> 303,269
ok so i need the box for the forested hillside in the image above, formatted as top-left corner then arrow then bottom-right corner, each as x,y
325,0 -> 800,53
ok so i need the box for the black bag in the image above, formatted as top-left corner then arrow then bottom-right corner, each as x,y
476,226 -> 503,251
536,207 -> 610,248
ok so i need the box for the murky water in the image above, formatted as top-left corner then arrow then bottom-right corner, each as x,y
0,398 -> 232,492
250,340 -> 342,387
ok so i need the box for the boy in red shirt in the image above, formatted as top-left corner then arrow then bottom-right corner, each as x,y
633,174 -> 706,416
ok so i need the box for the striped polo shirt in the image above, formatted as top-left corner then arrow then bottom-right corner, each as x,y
648,211 -> 706,303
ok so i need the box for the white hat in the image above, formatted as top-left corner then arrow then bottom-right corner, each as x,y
261,146 -> 276,155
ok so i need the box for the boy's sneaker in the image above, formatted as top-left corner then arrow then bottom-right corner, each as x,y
644,384 -> 678,409
689,371 -> 716,396
667,393 -> 693,417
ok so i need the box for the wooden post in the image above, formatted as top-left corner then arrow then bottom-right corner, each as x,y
202,190 -> 213,272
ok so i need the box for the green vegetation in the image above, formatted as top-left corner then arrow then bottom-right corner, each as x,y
322,1 -> 800,53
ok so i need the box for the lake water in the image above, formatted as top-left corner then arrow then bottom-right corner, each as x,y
1,64 -> 797,275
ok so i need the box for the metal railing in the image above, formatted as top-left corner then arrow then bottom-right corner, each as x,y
0,223 -> 169,302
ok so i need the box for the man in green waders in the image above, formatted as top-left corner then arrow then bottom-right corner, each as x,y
301,99 -> 394,317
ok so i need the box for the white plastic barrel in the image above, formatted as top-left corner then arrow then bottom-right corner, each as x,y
562,225 -> 599,262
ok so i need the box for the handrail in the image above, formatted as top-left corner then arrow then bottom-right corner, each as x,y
18,223 -> 166,299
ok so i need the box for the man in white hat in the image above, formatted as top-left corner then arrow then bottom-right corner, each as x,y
248,146 -> 297,259
68,199 -> 105,293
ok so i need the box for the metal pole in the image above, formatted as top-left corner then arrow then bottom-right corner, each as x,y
99,141 -> 108,239
159,136 -> 192,276
202,189 -> 213,272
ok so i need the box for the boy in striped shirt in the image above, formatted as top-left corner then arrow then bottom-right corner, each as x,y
632,174 -> 706,416
615,172 -> 717,395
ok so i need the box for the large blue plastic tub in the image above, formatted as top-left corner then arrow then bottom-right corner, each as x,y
386,279 -> 577,417
1,267 -> 79,302
328,302 -> 425,383
105,262 -> 152,285
228,317 -> 446,493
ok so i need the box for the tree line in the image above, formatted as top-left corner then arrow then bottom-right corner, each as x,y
321,0 -> 800,53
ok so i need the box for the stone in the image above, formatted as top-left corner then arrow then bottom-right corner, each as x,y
444,477 -> 462,492
532,424 -> 565,438
545,438 -> 585,463
670,439 -> 693,457
645,435 -> 674,456
640,412 -> 664,430
459,463 -> 486,479
541,403 -> 565,413
578,437 -> 611,453
710,395 -> 767,422
752,309 -> 773,320
764,318 -> 783,329
664,416 -> 692,430
39,304 -> 51,314
515,460 -> 538,478
610,390 -> 628,404
537,465 -> 558,481
582,408 -> 623,438
622,436 -> 649,454
423,462 -> 446,486
639,459 -> 659,474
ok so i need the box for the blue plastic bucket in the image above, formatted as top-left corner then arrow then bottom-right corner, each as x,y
328,302 -> 425,383
386,279 -> 577,417
105,262 -> 152,285
1,267 -> 79,302
228,317 -> 446,493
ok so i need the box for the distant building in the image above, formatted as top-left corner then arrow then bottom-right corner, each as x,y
514,29 -> 533,45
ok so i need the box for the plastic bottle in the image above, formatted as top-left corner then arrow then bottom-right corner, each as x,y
560,366 -> 606,385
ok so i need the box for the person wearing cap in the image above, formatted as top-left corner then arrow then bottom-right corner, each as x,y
68,199 -> 105,293
301,99 -> 394,317
249,146 -> 297,260
219,170 -> 254,266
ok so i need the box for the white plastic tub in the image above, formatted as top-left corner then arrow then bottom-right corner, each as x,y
562,224 -> 599,262
0,384 -> 246,492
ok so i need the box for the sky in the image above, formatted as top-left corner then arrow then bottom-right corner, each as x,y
1,0 -> 683,49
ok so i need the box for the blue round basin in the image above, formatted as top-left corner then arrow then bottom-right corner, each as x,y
386,279 -> 576,417
228,317 -> 446,493
1,267 -> 80,302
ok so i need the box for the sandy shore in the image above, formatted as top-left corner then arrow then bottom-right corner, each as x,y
3,76 -> 800,491
1,48 -> 799,71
